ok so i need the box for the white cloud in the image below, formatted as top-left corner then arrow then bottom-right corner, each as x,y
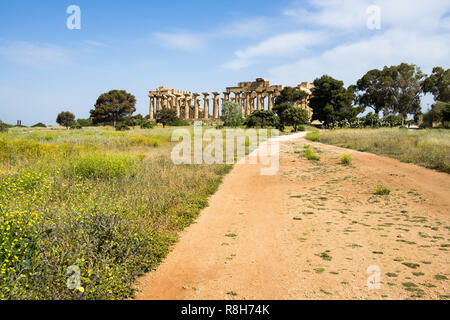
152,32 -> 208,52
283,0 -> 450,31
219,0 -> 449,80
219,18 -> 271,38
269,29 -> 450,86
0,41 -> 71,68
222,31 -> 326,70
283,0 -> 369,31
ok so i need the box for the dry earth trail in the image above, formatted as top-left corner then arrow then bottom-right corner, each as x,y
136,134 -> 450,300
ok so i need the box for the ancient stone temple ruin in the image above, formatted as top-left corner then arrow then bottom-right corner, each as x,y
148,78 -> 313,120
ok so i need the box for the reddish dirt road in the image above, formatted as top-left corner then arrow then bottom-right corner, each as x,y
136,136 -> 450,300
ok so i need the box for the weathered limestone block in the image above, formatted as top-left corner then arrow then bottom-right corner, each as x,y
156,95 -> 162,111
149,94 -> 155,120
202,93 -> 210,119
174,93 -> 182,117
184,94 -> 191,120
222,92 -> 230,105
256,92 -> 264,110
247,92 -> 256,115
240,92 -> 245,115
212,92 -> 220,119
193,93 -> 200,119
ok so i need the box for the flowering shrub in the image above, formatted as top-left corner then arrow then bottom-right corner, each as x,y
0,129 -> 231,299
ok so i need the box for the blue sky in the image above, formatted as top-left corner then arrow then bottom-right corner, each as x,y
0,0 -> 449,125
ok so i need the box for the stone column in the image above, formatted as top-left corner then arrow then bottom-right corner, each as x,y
256,92 -> 263,110
212,92 -> 220,119
160,95 -> 165,110
239,92 -> 245,116
193,93 -> 200,120
175,94 -> 182,118
149,94 -> 155,120
202,93 -> 210,120
166,95 -> 171,109
247,92 -> 255,115
184,94 -> 191,120
222,92 -> 230,104
234,92 -> 240,106
172,95 -> 177,110
243,92 -> 249,116
156,95 -> 162,111
268,92 -> 274,111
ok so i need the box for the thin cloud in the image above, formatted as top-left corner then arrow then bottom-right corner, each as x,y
222,31 -> 327,70
0,41 -> 71,68
219,17 -> 271,38
152,32 -> 208,52
269,29 -> 450,86
283,0 -> 450,31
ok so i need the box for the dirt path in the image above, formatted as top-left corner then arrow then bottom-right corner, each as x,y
136,135 -> 450,300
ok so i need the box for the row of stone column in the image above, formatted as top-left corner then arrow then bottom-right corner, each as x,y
149,91 -> 280,120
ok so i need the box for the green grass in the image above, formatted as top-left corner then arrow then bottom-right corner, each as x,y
303,145 -> 320,161
305,128 -> 450,173
225,233 -> 237,238
340,153 -> 352,166
402,262 -> 420,269
0,127 -> 232,300
375,185 -> 391,195
305,132 -> 319,142
434,274 -> 448,280
317,251 -> 332,261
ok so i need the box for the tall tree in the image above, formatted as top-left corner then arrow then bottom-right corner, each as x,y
221,101 -> 243,127
90,90 -> 136,126
245,110 -> 278,128
274,87 -> 309,106
56,111 -> 75,128
355,67 -> 396,116
390,63 -> 425,120
155,108 -> 177,128
422,66 -> 450,103
309,75 -> 359,126
282,106 -> 310,132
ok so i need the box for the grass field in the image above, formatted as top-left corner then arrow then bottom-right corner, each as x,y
0,126 -> 234,300
306,128 -> 450,173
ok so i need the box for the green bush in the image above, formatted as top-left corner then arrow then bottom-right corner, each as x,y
0,121 -> 9,133
77,119 -> 93,127
221,101 -> 243,127
67,153 -> 138,179
31,122 -> 47,128
140,120 -> 156,129
245,110 -> 278,128
306,132 -> 320,141
303,145 -> 320,161
340,153 -> 352,165
297,125 -> 306,132
168,119 -> 190,126
375,185 -> 391,195
115,122 -> 130,131
70,122 -> 82,130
